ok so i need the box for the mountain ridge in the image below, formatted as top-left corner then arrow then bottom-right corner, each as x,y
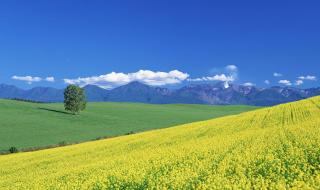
1,81 -> 320,106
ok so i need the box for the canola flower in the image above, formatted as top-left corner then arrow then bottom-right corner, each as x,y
0,97 -> 320,189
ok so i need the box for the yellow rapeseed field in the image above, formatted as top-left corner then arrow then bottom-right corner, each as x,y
0,96 -> 320,189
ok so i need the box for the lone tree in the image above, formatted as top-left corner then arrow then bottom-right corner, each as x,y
64,85 -> 86,114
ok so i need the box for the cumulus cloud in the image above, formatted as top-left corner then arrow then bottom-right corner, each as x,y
225,65 -> 238,72
278,80 -> 292,86
63,70 -> 189,89
12,76 -> 42,84
295,80 -> 303,86
243,82 -> 255,86
12,75 -> 55,84
264,80 -> 270,85
273,72 -> 283,77
187,74 -> 235,82
225,65 -> 238,79
45,77 -> 55,82
187,65 -> 238,88
298,75 -> 317,81
210,74 -> 235,82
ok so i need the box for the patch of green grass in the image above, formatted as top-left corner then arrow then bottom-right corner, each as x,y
0,99 -> 258,151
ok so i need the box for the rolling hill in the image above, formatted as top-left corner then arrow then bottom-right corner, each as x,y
0,97 -> 319,189
0,99 -> 256,152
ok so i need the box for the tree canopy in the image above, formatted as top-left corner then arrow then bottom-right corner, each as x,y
64,85 -> 86,114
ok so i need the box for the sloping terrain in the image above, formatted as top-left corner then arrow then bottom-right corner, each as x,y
0,97 -> 319,189
0,99 -> 256,152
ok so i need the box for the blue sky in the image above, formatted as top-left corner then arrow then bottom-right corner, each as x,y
0,0 -> 319,89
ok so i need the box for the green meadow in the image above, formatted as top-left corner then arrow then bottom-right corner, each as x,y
0,99 -> 257,152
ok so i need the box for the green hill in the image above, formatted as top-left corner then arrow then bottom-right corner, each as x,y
0,97 -> 319,189
0,99 -> 256,152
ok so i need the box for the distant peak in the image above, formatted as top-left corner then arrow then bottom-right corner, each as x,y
127,81 -> 146,86
120,81 -> 154,88
83,84 -> 102,88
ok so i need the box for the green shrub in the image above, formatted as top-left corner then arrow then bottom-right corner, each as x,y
58,141 -> 67,146
9,147 -> 18,153
125,131 -> 135,135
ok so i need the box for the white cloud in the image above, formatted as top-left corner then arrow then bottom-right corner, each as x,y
298,75 -> 317,81
223,82 -> 230,89
225,65 -> 238,72
208,74 -> 235,82
45,77 -> 55,82
12,75 -> 55,84
12,76 -> 42,84
295,80 -> 303,86
225,65 -> 238,79
187,65 -> 238,89
264,80 -> 270,85
273,72 -> 283,77
243,82 -> 255,86
187,74 -> 235,82
63,70 -> 189,89
187,74 -> 235,89
278,80 -> 292,86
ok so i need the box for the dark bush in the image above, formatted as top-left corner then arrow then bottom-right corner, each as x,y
11,98 -> 46,103
58,141 -> 67,146
125,131 -> 135,135
9,147 -> 18,153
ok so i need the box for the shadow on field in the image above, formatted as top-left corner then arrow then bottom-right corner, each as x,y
38,107 -> 72,115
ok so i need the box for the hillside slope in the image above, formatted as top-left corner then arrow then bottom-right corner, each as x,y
0,97 -> 320,189
0,99 -> 256,151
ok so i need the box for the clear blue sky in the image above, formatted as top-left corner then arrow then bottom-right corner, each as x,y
0,0 -> 319,89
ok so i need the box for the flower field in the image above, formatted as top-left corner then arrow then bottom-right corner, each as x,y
0,96 -> 320,189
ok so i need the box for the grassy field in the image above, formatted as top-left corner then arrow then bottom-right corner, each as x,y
0,99 -> 257,152
0,97 -> 319,189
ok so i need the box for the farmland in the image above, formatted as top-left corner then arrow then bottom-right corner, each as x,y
0,99 -> 256,152
0,96 -> 319,189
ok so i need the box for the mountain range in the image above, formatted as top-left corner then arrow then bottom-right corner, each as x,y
1,82 -> 320,106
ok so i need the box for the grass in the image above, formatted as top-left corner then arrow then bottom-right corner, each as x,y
0,97 -> 319,189
0,99 -> 257,152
